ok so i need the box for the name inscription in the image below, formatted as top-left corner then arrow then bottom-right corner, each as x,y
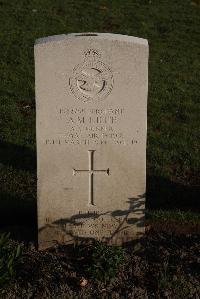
44,106 -> 139,146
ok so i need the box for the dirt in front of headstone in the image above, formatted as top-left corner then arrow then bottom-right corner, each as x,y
1,229 -> 199,299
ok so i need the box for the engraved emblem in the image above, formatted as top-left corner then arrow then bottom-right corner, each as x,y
69,49 -> 113,102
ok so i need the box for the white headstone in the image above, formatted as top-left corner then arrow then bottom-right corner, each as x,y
35,33 -> 148,249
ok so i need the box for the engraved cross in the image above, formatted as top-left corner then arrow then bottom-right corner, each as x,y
73,150 -> 109,206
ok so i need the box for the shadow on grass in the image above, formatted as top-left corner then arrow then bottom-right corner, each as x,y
146,175 -> 200,212
0,192 -> 37,243
0,141 -> 37,242
0,141 -> 36,171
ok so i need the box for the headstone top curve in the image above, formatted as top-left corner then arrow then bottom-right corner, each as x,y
35,32 -> 148,47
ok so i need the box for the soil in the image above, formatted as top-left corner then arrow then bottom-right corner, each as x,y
1,226 -> 199,299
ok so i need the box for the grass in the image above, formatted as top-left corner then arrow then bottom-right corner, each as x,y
0,0 -> 199,230
85,241 -> 125,282
147,209 -> 200,223
0,233 -> 21,287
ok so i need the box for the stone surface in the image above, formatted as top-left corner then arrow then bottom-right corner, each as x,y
35,33 -> 148,249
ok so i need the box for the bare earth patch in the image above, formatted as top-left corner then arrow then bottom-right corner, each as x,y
1,227 -> 199,299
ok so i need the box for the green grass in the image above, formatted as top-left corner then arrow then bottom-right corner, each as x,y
84,241 -> 125,282
0,232 -> 21,287
0,0 -> 199,228
147,209 -> 200,223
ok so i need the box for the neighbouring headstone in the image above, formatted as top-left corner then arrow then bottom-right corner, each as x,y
35,33 -> 148,249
